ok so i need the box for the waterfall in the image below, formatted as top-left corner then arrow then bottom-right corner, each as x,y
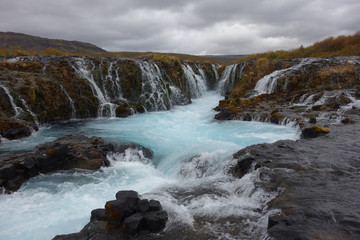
135,60 -> 172,111
20,98 -> 39,126
254,58 -> 316,95
59,84 -> 77,119
212,64 -> 219,83
71,58 -> 116,117
104,61 -> 123,101
0,84 -> 23,117
217,63 -> 246,96
182,63 -> 208,98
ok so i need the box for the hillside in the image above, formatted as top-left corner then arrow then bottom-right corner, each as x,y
238,32 -> 360,63
0,32 -> 106,54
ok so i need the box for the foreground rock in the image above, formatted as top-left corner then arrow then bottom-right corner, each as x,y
53,190 -> 168,240
229,115 -> 360,240
0,135 -> 153,192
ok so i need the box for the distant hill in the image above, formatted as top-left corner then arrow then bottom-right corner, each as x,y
0,32 -> 106,54
201,55 -> 246,64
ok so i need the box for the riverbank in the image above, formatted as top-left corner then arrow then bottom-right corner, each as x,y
230,114 -> 360,240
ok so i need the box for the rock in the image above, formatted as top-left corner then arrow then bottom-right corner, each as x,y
0,135 -> 154,193
105,191 -> 140,228
301,125 -> 330,138
122,213 -> 146,234
0,164 -> 17,180
143,210 -> 168,233
309,117 -> 317,124
148,200 -> 162,211
54,190 -> 168,239
229,156 -> 258,178
90,209 -> 107,222
0,120 -> 33,140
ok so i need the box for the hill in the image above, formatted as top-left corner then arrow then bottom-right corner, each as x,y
238,32 -> 360,63
0,32 -> 106,54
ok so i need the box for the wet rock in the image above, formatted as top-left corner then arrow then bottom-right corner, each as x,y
53,190 -> 168,239
301,125 -> 330,138
90,209 -> 107,222
0,120 -> 33,140
0,135 -> 154,192
229,156 -> 258,178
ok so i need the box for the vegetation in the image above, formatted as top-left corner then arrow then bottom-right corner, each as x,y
238,32 -> 360,63
0,32 -> 105,54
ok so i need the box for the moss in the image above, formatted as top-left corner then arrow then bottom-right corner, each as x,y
311,125 -> 330,133
47,149 -> 59,156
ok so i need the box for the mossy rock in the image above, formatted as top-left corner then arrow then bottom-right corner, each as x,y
311,125 -> 330,133
301,125 -> 330,138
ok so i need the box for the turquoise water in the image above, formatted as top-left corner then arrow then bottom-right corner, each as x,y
0,92 -> 298,240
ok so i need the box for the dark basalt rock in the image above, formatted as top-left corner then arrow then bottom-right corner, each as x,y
53,190 -> 168,240
0,135 -> 154,192
0,120 -> 34,140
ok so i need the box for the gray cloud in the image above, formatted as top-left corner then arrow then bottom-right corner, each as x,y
0,0 -> 359,54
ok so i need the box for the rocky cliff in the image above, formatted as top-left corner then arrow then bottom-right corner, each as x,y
0,56 -> 218,140
215,56 -> 360,128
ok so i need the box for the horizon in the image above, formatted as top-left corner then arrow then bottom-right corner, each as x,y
0,0 -> 359,55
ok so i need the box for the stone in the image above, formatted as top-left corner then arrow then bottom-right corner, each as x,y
137,199 -> 150,212
122,213 -> 146,234
144,210 -> 168,233
148,200 -> 162,211
0,164 -> 17,180
90,209 -> 107,222
301,125 -> 330,138
0,135 -> 154,193
105,199 -> 138,228
229,157 -> 256,178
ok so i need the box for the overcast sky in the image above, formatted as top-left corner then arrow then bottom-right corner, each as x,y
0,0 -> 359,55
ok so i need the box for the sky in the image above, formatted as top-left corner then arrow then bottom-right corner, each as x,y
0,0 -> 359,55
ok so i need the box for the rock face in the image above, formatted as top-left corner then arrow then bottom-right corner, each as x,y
53,190 -> 168,240
229,115 -> 360,240
0,135 -> 153,192
215,57 -> 360,131
0,56 -> 218,140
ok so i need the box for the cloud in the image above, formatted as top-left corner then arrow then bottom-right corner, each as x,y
0,0 -> 359,54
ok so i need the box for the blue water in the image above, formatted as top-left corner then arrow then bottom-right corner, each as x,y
0,92 -> 298,240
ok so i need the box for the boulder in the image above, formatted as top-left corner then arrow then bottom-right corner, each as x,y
301,125 -> 330,138
0,135 -> 154,192
53,190 -> 168,239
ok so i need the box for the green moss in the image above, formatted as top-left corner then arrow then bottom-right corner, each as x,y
311,125 -> 330,133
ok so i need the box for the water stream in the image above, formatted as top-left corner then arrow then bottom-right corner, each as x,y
0,92 -> 298,240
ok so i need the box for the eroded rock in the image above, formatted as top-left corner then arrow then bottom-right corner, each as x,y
0,135 -> 153,192
53,190 -> 168,240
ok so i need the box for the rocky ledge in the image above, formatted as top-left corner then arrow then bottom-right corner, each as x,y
0,135 -> 153,193
215,57 -> 360,130
229,115 -> 360,239
53,190 -> 168,240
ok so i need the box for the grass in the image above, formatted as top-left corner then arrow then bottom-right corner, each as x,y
236,32 -> 360,63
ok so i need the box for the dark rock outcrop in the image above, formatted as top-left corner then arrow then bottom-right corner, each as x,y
53,190 -> 168,240
229,115 -> 360,240
0,135 -> 153,192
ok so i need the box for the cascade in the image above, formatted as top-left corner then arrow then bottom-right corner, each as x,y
71,58 -> 116,117
59,84 -> 77,119
104,61 -> 123,100
182,63 -> 208,98
217,63 -> 246,96
212,64 -> 219,83
0,84 -> 23,117
20,98 -> 39,126
254,58 -> 316,95
135,59 -> 172,111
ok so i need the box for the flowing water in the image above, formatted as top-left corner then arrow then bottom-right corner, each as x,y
0,92 -> 298,240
